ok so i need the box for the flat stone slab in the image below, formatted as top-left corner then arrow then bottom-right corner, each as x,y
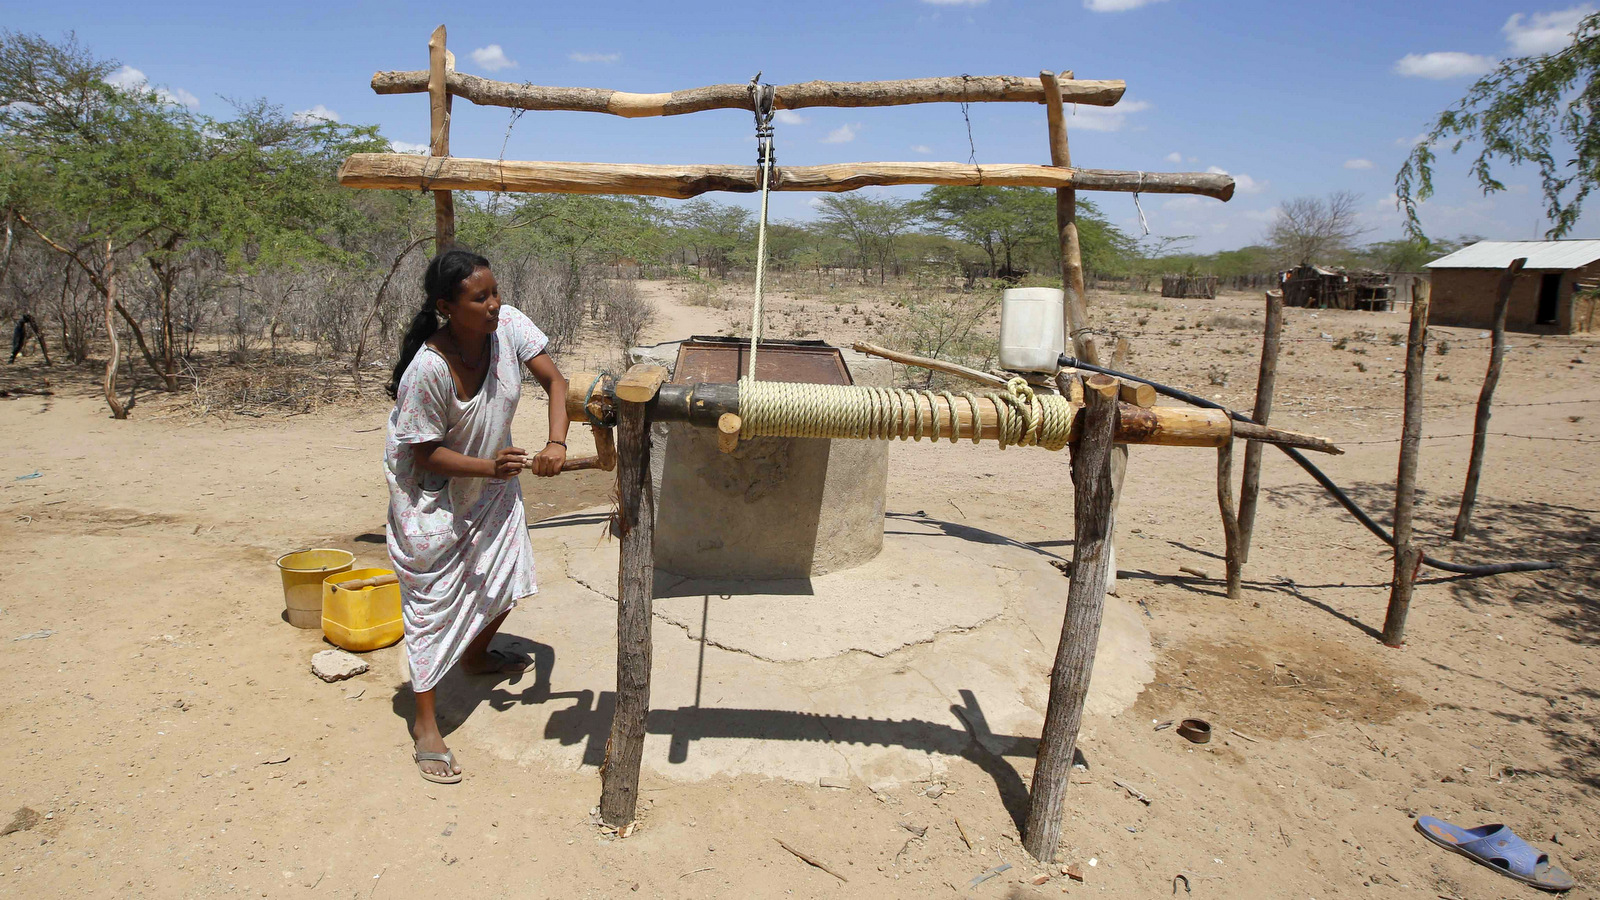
311,649 -> 368,683
439,507 -> 1153,789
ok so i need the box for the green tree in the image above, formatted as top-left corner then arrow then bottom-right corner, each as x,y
919,185 -> 1054,277
816,194 -> 916,285
1397,11 -> 1600,238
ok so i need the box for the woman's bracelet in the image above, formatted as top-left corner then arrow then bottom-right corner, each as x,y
546,440 -> 566,449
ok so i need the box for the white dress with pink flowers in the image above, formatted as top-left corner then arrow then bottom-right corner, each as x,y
385,305 -> 548,691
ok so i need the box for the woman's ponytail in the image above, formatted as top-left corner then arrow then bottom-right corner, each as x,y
387,247 -> 492,399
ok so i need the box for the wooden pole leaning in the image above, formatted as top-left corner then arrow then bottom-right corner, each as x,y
1453,258 -> 1526,539
599,363 -> 669,829
1218,439 -> 1243,599
1023,373 -> 1118,863
1040,70 -> 1101,369
1237,289 -> 1284,565
1383,287 -> 1431,647
427,25 -> 456,250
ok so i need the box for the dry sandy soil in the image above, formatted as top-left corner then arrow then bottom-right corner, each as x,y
1,279 -> 1597,899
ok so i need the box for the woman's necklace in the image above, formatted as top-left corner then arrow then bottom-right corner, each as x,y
449,332 -> 488,371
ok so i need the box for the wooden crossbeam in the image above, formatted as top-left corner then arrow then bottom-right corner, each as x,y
369,72 -> 1127,116
338,154 -> 1236,201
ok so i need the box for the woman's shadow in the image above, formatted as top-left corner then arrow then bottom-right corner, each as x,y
389,634 -> 557,738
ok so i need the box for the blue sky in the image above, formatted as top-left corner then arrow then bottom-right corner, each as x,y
11,1 -> 1593,252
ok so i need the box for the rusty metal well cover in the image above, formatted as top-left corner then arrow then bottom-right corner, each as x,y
672,336 -> 853,386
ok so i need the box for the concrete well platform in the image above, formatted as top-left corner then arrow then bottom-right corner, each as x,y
433,508 -> 1155,789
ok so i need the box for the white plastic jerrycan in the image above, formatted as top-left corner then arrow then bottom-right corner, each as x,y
999,287 -> 1065,374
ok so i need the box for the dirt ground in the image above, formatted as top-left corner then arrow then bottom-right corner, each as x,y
1,280 -> 1597,899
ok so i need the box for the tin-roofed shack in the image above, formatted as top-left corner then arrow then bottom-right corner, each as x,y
1426,240 -> 1600,334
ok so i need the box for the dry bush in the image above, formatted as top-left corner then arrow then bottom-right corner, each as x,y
182,361 -> 380,418
598,279 -> 656,352
1206,314 -> 1260,331
683,278 -> 732,310
498,256 -> 583,356
885,288 -> 1000,387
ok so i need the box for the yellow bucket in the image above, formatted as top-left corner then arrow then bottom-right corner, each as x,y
321,567 -> 403,652
276,549 -> 354,629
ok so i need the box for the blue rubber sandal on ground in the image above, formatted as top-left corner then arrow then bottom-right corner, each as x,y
1416,816 -> 1574,892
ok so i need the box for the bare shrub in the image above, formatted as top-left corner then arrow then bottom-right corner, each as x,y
499,255 -> 583,357
885,288 -> 1000,386
598,278 -> 656,352
1206,314 -> 1260,331
683,278 -> 732,310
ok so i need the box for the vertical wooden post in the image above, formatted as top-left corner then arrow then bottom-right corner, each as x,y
600,365 -> 667,829
1217,439 -> 1243,598
1040,70 -> 1100,368
1383,285 -> 1431,647
427,25 -> 456,251
1024,373 -> 1118,863
1237,290 -> 1284,564
1044,69 -> 1124,598
1104,337 -> 1131,595
1452,258 -> 1526,539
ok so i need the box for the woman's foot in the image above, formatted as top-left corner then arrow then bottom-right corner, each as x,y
460,647 -> 529,676
412,727 -> 461,782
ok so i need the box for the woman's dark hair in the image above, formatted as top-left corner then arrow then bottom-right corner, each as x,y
388,248 -> 491,398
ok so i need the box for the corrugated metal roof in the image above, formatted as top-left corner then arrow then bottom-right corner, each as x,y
1426,240 -> 1600,270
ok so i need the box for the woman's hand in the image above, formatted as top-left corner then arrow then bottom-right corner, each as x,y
531,441 -> 566,477
491,446 -> 530,479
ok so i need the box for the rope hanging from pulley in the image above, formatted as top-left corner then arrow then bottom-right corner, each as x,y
745,74 -> 778,382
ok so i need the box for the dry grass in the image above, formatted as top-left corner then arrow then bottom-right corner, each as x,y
181,361 -> 382,419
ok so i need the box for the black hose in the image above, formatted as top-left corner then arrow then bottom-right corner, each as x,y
1060,354 -> 1559,576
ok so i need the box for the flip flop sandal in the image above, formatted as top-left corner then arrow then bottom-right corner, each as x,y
467,649 -> 529,675
1416,816 -> 1575,892
414,749 -> 462,785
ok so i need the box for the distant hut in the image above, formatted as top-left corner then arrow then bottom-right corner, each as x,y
1160,274 -> 1219,299
1426,240 -> 1600,334
1280,265 -> 1393,311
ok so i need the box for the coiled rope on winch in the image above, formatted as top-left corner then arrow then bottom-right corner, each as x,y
738,376 -> 1077,450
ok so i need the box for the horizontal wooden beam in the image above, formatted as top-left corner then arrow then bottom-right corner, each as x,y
338,154 -> 1236,201
370,72 -> 1127,116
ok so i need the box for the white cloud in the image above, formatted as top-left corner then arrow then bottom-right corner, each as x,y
912,144 -> 934,154
1344,158 -> 1375,170
106,65 -> 199,108
1068,98 -> 1150,132
1162,196 -> 1204,210
1164,151 -> 1183,164
471,44 -> 518,71
1085,0 -> 1168,9
822,123 -> 858,144
1395,133 -> 1429,147
107,65 -> 146,90
388,139 -> 429,154
774,109 -> 806,125
292,104 -> 340,124
568,51 -> 621,64
1207,166 -> 1267,194
1394,51 -> 1496,79
1504,5 -> 1595,55
157,87 -> 200,109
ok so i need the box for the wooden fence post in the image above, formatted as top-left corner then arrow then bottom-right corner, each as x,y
1218,439 -> 1243,599
427,25 -> 456,251
1237,289 -> 1284,564
1452,258 -> 1526,539
599,364 -> 667,827
1383,285 -> 1430,647
101,239 -> 126,420
1023,373 -> 1118,863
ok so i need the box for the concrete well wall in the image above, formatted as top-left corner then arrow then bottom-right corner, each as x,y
648,351 -> 892,580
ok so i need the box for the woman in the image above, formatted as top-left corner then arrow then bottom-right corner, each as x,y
385,248 -> 569,784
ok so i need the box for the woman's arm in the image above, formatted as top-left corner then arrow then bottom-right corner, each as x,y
525,352 -> 570,477
413,443 -> 528,479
